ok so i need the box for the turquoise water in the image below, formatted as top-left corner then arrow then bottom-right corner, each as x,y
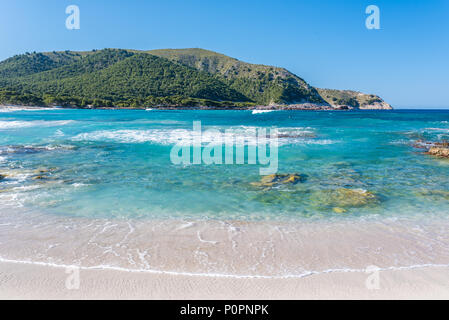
1,108 -> 449,275
1,108 -> 449,221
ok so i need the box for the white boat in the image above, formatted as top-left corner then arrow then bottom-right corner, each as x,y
252,109 -> 275,114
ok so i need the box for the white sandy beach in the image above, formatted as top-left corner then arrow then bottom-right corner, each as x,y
1,206 -> 449,299
1,260 -> 448,299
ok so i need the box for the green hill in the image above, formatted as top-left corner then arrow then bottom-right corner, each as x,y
0,48 -> 392,109
148,48 -> 325,105
0,51 -> 85,79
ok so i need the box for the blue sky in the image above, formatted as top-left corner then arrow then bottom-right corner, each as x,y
1,0 -> 448,108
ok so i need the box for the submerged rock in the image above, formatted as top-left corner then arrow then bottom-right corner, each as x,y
326,168 -> 364,188
0,174 -> 5,181
416,190 -> 449,200
250,173 -> 307,188
251,190 -> 308,205
32,175 -> 47,180
34,167 -> 58,174
30,167 -> 60,182
333,207 -> 347,214
313,188 -> 379,208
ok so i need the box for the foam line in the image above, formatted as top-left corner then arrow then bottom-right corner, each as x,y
0,256 -> 448,280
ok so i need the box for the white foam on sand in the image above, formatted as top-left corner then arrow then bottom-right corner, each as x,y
0,205 -> 448,279
0,255 -> 448,280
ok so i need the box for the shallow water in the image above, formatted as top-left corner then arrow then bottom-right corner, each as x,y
1,108 -> 449,276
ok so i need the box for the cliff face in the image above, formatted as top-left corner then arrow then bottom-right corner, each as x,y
358,101 -> 393,110
316,88 -> 393,110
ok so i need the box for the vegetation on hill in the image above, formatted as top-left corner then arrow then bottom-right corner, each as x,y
0,48 -> 391,109
0,49 -> 252,108
148,48 -> 325,105
0,51 -> 86,79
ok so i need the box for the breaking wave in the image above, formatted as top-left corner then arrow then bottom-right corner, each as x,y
0,120 -> 75,130
71,126 -> 336,146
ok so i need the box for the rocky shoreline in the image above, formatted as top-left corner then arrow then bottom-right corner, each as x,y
0,103 -> 393,111
413,140 -> 449,159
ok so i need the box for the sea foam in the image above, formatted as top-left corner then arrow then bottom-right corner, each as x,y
71,126 -> 328,146
0,120 -> 75,130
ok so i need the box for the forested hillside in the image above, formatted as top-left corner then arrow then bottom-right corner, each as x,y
0,48 -> 391,109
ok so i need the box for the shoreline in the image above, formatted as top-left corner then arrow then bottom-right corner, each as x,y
2,255 -> 449,280
1,108 -> 448,299
1,260 -> 448,299
1,205 -> 449,281
0,104 -> 392,111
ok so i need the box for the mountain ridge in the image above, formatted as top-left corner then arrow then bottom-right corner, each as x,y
0,48 -> 392,110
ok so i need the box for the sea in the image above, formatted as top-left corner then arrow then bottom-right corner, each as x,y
0,107 -> 448,277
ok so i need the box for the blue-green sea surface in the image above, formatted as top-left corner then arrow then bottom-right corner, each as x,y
1,108 -> 449,276
1,108 -> 449,221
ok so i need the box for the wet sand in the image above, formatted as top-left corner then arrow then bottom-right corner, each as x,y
1,260 -> 448,299
1,207 -> 449,299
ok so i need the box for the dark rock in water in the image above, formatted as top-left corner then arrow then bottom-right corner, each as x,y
435,141 -> 449,148
0,174 -> 5,181
32,175 -> 47,180
34,167 -> 58,174
412,139 -> 432,149
0,145 -> 76,155
251,173 -> 307,188
413,139 -> 449,149
412,139 -> 449,158
408,138 -> 449,159
0,146 -> 41,155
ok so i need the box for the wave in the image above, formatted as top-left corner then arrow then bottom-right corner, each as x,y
0,120 -> 75,130
0,255 -> 447,279
0,144 -> 77,155
71,126 -> 332,146
424,127 -> 449,132
0,106 -> 56,112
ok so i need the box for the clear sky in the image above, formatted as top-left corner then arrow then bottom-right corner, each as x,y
1,0 -> 448,108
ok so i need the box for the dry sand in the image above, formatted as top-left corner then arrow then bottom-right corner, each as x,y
1,260 -> 448,299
